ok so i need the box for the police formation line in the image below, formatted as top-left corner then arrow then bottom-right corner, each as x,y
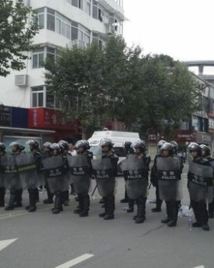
0,139 -> 213,231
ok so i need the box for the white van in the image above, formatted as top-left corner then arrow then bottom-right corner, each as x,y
88,130 -> 140,158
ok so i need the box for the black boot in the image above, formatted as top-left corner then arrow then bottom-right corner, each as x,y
0,187 -> 5,207
70,184 -> 75,195
62,191 -> 69,206
14,189 -> 22,207
152,186 -> 162,212
199,201 -> 210,231
208,200 -> 214,218
52,192 -> 63,214
167,201 -> 178,227
26,189 -> 37,212
135,197 -> 146,224
79,194 -> 90,217
44,184 -> 54,204
162,201 -> 171,224
5,190 -> 16,210
74,194 -> 83,214
35,188 -> 39,203
120,188 -> 129,203
127,199 -> 134,213
104,195 -> 115,220
99,197 -> 107,217
191,200 -> 202,227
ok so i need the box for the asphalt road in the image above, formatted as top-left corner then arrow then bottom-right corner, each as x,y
0,166 -> 213,268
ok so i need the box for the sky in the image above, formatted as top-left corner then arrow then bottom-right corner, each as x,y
123,0 -> 214,62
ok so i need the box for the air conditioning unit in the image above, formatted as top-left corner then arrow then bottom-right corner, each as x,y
15,75 -> 28,87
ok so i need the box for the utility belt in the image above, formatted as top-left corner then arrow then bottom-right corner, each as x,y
17,163 -> 37,173
158,170 -> 180,181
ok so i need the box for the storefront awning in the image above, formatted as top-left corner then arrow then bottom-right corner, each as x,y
0,126 -> 55,135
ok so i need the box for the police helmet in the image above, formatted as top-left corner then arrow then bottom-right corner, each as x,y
75,140 -> 90,151
188,142 -> 201,155
157,139 -> 166,148
170,140 -> 178,153
58,140 -> 69,151
100,138 -> 114,149
160,142 -> 173,154
200,144 -> 210,157
43,141 -> 52,149
9,142 -> 25,151
26,139 -> 39,150
133,140 -> 146,152
49,143 -> 61,151
124,141 -> 132,149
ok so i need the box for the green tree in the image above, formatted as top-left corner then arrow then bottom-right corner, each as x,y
0,0 -> 38,76
45,35 -> 199,138
46,44 -> 106,137
136,55 -> 200,138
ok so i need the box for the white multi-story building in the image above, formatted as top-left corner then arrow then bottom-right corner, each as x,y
0,0 -> 124,109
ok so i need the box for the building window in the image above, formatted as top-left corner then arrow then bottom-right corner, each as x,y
68,0 -> 91,15
78,25 -> 90,47
55,13 -> 71,39
92,34 -> 104,49
31,86 -> 60,108
47,8 -> 55,31
31,86 -> 45,107
46,47 -> 57,63
32,48 -> 44,69
72,0 -> 78,7
41,8 -> 91,45
71,22 -> 78,40
85,0 -> 91,15
92,1 -> 98,19
71,0 -> 83,9
46,93 -> 61,109
34,8 -> 45,29
98,9 -> 103,22
32,47 -> 58,68
46,94 -> 55,108
92,1 -> 103,21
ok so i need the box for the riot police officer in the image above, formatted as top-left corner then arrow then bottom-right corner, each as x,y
42,143 -> 69,214
42,142 -> 54,204
27,140 -> 42,201
120,141 -> 134,204
92,138 -> 118,220
150,140 -> 166,212
58,140 -> 70,206
4,142 -> 23,210
0,143 -> 6,207
200,144 -> 214,219
121,140 -> 150,223
16,139 -> 42,212
188,143 -> 212,231
156,142 -> 182,227
68,140 -> 92,217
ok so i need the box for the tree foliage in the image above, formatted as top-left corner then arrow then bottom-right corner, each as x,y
45,35 -> 200,138
0,0 -> 38,76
